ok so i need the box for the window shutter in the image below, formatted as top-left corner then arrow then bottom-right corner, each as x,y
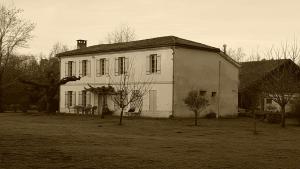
72,91 -> 76,107
105,59 -> 109,76
78,91 -> 82,106
96,59 -> 100,77
157,54 -> 161,74
65,91 -> 68,107
125,57 -> 129,74
72,61 -> 76,76
87,92 -> 91,105
87,60 -> 91,77
79,61 -> 82,76
114,58 -> 119,76
146,55 -> 150,75
65,62 -> 68,77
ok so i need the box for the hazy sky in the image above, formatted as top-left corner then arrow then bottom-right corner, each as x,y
4,0 -> 300,57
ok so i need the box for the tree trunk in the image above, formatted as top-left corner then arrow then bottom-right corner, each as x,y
0,75 -> 3,112
194,111 -> 198,126
119,108 -> 124,125
280,105 -> 286,128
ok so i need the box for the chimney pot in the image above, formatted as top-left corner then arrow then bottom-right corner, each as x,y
223,44 -> 227,54
77,39 -> 87,49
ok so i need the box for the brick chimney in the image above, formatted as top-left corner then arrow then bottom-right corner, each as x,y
77,40 -> 87,49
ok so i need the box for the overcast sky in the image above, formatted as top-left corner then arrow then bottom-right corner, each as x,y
5,0 -> 300,57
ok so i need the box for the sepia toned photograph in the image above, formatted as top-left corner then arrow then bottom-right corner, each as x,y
0,0 -> 300,168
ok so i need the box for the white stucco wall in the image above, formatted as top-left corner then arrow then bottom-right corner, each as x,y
59,47 -> 173,117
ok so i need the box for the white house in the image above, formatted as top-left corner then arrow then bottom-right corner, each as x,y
57,36 -> 239,118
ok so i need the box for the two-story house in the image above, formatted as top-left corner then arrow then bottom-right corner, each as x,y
57,36 -> 239,118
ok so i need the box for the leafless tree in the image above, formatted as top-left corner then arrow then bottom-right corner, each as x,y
109,58 -> 153,125
49,42 -> 69,58
0,4 -> 35,111
227,47 -> 246,62
260,43 -> 300,128
105,24 -> 136,44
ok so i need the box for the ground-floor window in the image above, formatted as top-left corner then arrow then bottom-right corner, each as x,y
65,91 -> 76,107
149,90 -> 157,112
78,91 -> 91,106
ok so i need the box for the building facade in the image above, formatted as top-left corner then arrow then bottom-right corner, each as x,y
58,36 -> 239,118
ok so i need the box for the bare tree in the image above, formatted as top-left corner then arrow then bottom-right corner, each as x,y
109,58 -> 153,125
0,4 -> 35,111
105,24 -> 136,44
184,90 -> 209,126
49,42 -> 69,58
227,47 -> 246,62
260,43 -> 300,128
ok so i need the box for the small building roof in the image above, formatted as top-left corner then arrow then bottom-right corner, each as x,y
239,59 -> 292,91
56,36 -> 220,57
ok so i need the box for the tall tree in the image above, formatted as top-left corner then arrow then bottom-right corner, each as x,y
105,24 -> 136,44
0,4 -> 35,112
227,47 -> 246,62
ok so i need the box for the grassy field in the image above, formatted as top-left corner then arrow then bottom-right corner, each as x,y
0,113 -> 300,169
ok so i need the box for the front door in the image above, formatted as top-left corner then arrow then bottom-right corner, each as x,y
149,90 -> 157,112
98,95 -> 103,115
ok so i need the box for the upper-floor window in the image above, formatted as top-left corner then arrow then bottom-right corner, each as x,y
266,98 -> 272,104
96,58 -> 109,76
79,60 -> 91,77
146,54 -> 161,74
115,57 -> 128,75
65,61 -> 76,77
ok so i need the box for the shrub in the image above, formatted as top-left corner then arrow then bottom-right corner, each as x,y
266,112 -> 281,124
293,100 -> 300,124
205,111 -> 216,119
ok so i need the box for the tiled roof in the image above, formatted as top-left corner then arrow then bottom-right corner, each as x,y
56,36 -> 220,57
239,59 -> 291,91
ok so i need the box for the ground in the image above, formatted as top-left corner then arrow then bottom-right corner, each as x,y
0,113 -> 300,169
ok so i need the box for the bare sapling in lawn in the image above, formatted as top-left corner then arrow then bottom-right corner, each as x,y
184,90 -> 209,126
261,41 -> 300,128
109,58 -> 153,125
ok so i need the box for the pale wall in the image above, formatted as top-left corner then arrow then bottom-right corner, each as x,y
173,47 -> 239,117
59,47 -> 174,117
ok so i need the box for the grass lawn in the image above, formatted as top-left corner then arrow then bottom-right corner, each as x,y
0,113 -> 300,169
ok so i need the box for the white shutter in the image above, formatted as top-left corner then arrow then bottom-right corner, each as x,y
65,91 -> 68,107
87,92 -> 91,105
72,91 -> 76,107
79,61 -> 82,76
65,62 -> 68,77
105,59 -> 109,75
115,58 -> 119,75
78,91 -> 82,106
72,61 -> 76,76
87,60 -> 91,77
146,55 -> 150,75
125,57 -> 129,74
157,55 -> 161,74
96,59 -> 100,77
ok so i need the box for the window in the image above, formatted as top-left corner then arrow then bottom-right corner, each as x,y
65,61 -> 75,77
266,98 -> 272,104
79,91 -> 91,106
96,58 -> 109,76
200,90 -> 207,96
146,54 -> 161,74
212,92 -> 217,97
115,57 -> 128,75
79,60 -> 91,77
65,91 -> 76,107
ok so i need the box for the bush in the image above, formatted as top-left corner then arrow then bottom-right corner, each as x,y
293,101 -> 300,124
205,111 -> 216,119
266,113 -> 281,124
